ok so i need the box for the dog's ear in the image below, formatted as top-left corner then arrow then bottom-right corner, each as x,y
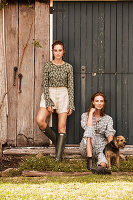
116,137 -> 120,142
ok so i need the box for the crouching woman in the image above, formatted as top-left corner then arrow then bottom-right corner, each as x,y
80,92 -> 116,174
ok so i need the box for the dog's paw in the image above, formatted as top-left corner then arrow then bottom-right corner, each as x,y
120,154 -> 127,161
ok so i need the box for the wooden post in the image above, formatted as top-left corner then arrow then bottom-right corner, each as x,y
4,1 -> 18,146
17,2 -> 35,146
34,1 -> 50,146
0,9 -> 8,157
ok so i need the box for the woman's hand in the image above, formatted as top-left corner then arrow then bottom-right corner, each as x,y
47,106 -> 54,113
67,109 -> 73,116
87,108 -> 95,127
89,108 -> 95,115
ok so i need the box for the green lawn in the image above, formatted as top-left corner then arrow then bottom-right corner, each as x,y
0,175 -> 133,200
10,155 -> 133,176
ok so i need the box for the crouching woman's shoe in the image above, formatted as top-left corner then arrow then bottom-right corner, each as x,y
91,165 -> 111,175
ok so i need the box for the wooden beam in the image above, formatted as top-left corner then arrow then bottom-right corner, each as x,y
34,1 -> 50,146
4,0 -> 18,146
53,0 -> 133,2
0,8 -> 8,156
17,3 -> 35,146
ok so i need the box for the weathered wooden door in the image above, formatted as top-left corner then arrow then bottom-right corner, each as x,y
5,1 -> 50,146
53,1 -> 133,144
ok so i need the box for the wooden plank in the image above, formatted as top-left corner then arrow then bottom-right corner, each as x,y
105,2 -> 111,73
117,2 -> 123,73
123,2 -> 129,73
17,3 -> 34,146
110,2 -> 116,73
74,3 -> 81,143
86,2 -> 92,73
62,2 -> 69,61
92,3 -> 99,91
54,0 -> 132,2
3,145 -> 133,156
67,2 -> 75,144
56,2 -> 63,41
86,3 -> 93,110
116,3 -> 122,134
22,171 -> 91,177
98,3 -> 104,91
4,2 -> 18,146
34,1 -> 50,146
128,3 -> 133,143
0,10 -> 7,151
129,2 -> 133,73
121,3 -> 128,139
128,75 -> 133,144
81,2 -> 86,68
53,2 -> 57,42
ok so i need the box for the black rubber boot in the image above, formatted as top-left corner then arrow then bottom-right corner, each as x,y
86,157 -> 93,170
41,125 -> 56,145
55,133 -> 66,162
91,165 -> 111,175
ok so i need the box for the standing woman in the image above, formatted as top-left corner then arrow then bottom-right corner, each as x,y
80,92 -> 116,174
36,41 -> 75,161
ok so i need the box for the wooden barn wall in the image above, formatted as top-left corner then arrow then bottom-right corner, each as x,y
3,1 -> 50,146
53,1 -> 133,145
0,9 -> 8,149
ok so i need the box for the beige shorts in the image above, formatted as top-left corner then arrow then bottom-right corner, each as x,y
40,87 -> 69,114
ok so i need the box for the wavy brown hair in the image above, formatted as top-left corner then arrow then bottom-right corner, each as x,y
88,92 -> 107,117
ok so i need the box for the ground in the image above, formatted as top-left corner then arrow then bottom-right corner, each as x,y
0,154 -> 133,176
0,155 -> 25,171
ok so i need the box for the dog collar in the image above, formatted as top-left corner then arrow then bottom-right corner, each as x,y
110,143 -> 119,150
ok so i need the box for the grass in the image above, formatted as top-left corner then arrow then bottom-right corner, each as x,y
9,155 -> 133,176
0,175 -> 133,199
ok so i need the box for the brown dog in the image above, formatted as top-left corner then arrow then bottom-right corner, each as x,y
103,136 -> 126,169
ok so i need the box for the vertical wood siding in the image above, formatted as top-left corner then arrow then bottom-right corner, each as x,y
3,1 -> 50,146
34,1 -> 50,146
5,3 -> 18,146
53,1 -> 133,144
0,10 -> 7,146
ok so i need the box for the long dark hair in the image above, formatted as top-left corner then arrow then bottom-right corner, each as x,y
88,92 -> 107,117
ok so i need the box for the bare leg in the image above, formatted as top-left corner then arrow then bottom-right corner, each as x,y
36,107 -> 51,130
86,138 -> 92,157
36,108 -> 56,145
58,112 -> 67,133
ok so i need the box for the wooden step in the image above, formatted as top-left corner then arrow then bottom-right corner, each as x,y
3,145 -> 133,156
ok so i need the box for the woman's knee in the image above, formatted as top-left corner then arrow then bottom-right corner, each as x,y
36,115 -> 47,129
58,126 -> 66,133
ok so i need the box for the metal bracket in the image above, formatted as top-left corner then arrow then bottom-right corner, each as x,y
81,66 -> 86,113
50,7 -> 55,14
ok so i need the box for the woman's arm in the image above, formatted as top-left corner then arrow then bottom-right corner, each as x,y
43,62 -> 54,108
107,135 -> 113,143
86,108 -> 95,127
105,116 -> 116,140
67,65 -> 75,111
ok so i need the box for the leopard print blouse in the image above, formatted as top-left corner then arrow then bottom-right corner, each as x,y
42,61 -> 75,110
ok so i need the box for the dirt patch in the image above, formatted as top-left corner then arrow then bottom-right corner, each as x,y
0,155 -> 25,171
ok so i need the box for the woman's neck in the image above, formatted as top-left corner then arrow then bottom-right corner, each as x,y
52,58 -> 64,65
94,109 -> 101,117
